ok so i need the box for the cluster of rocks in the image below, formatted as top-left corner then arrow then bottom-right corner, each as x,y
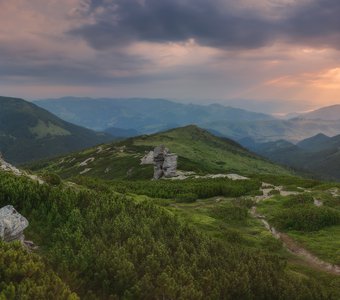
141,145 -> 178,179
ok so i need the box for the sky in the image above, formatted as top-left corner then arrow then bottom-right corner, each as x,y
1,0 -> 340,114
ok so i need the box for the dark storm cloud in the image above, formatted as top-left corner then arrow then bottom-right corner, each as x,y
71,0 -> 275,50
283,0 -> 340,48
71,0 -> 340,50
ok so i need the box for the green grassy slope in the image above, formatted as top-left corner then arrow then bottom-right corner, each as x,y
29,125 -> 291,180
0,96 -> 113,164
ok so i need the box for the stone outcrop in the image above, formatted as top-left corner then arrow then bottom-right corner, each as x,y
0,153 -> 44,184
141,145 -> 178,179
0,205 -> 29,242
0,152 -> 22,176
163,154 -> 178,178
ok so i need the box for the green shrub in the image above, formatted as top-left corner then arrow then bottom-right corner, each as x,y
42,172 -> 62,186
211,204 -> 249,222
274,206 -> 340,231
175,193 -> 197,203
0,241 -> 77,299
283,193 -> 314,208
261,236 -> 283,252
232,197 -> 255,209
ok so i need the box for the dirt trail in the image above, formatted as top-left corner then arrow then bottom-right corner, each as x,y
251,183 -> 340,276
280,232 -> 340,275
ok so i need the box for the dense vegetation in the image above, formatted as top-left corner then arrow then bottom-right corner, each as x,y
0,171 -> 334,299
275,206 -> 340,231
266,194 -> 340,232
73,176 -> 261,201
0,241 -> 77,299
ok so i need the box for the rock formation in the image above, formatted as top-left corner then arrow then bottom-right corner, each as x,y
0,205 -> 29,242
0,153 -> 44,184
141,145 -> 178,179
0,152 -> 22,176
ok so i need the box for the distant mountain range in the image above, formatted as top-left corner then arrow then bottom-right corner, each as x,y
208,118 -> 340,143
35,98 -> 340,144
9,96 -> 340,179
0,97 -> 112,164
34,97 -> 274,132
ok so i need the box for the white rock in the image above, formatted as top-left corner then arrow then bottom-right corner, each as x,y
141,151 -> 154,165
80,168 -> 91,174
79,157 -> 95,167
0,205 -> 28,242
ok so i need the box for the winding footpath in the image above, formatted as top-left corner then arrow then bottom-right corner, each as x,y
251,183 -> 340,276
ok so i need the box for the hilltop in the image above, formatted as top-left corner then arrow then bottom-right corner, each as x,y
29,125 -> 290,179
0,96 -> 112,164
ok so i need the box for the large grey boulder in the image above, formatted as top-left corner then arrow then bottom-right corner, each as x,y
141,145 -> 178,179
0,205 -> 29,242
163,154 -> 178,178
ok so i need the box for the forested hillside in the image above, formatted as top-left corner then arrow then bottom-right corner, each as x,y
245,133 -> 340,180
0,97 -> 112,164
0,170 -> 335,299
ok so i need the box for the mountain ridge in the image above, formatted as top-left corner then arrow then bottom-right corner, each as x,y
300,104 -> 340,121
0,96 -> 113,164
29,124 -> 290,180
34,97 -> 274,132
246,132 -> 340,180
35,98 -> 340,143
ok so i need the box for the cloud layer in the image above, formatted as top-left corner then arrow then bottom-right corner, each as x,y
1,0 -> 340,112
72,0 -> 340,50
